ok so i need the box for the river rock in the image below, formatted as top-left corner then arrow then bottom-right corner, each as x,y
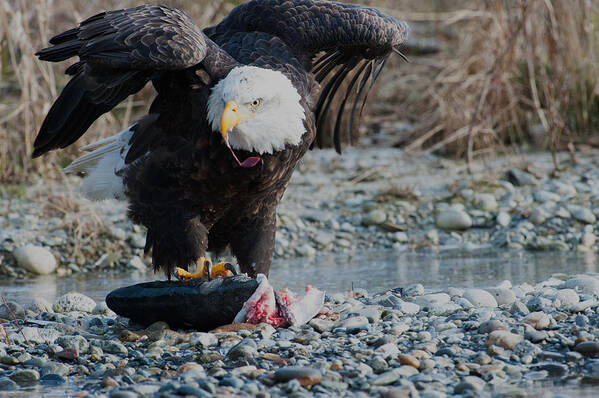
574,341 -> 599,356
486,331 -> 523,350
485,288 -> 516,306
454,376 -> 485,394
56,335 -> 89,354
570,206 -> 596,224
581,232 -> 596,247
274,367 -> 321,385
478,320 -> 508,334
0,377 -> 17,391
27,298 -> 53,313
53,292 -> 96,313
9,369 -> 39,385
496,212 -> 511,227
436,209 -> 472,231
227,338 -> 257,360
362,210 -> 387,226
190,332 -> 218,348
554,289 -> 580,307
12,245 -> 57,275
474,194 -> 498,211
0,301 -> 24,319
533,190 -> 560,203
559,277 -> 599,295
413,293 -> 450,307
523,312 -> 551,330
15,327 -> 61,345
463,289 -> 497,308
507,169 -> 537,186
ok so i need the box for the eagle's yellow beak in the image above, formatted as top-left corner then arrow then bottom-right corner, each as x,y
219,100 -> 261,168
220,101 -> 241,140
220,100 -> 255,140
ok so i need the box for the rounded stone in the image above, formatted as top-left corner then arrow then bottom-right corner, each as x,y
454,376 -> 485,394
474,194 -> 498,211
436,209 -> 472,231
477,320 -> 508,334
27,298 -> 53,313
528,208 -> 547,225
274,367 -> 321,383
571,206 -> 596,224
463,289 -> 498,308
523,312 -> 551,330
53,292 -> 96,313
574,341 -> 599,356
362,210 -> 387,226
56,335 -> 89,354
484,288 -> 516,306
560,277 -> 599,296
486,331 -> 523,350
9,369 -> 39,386
12,245 -> 57,275
397,354 -> 420,369
496,212 -> 511,227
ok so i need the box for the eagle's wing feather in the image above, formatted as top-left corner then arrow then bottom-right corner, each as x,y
206,0 -> 409,153
33,5 -> 234,159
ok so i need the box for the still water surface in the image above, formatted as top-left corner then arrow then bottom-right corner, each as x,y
0,248 -> 596,302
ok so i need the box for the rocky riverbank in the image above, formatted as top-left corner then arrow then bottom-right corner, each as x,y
0,272 -> 598,396
2,148 -> 599,278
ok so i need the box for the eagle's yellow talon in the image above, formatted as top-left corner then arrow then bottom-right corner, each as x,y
174,257 -> 233,281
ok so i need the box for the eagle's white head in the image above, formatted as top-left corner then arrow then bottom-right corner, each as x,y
207,66 -> 306,167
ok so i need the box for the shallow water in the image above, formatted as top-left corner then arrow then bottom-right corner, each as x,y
0,248 -> 596,303
0,248 -> 597,398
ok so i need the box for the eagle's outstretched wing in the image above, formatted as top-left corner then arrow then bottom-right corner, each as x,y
206,0 -> 409,153
33,5 -> 235,159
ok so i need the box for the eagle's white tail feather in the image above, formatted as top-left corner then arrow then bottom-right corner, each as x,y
64,126 -> 136,201
78,134 -> 120,152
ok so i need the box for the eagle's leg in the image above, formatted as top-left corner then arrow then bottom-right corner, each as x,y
230,209 -> 276,278
174,257 -> 234,281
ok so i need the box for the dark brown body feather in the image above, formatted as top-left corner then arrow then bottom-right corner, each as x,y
33,0 -> 408,278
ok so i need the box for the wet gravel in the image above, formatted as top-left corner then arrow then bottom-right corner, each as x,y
1,148 -> 599,396
0,272 -> 597,396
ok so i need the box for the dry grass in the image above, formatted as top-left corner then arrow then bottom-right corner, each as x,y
397,0 -> 599,168
1,0 -> 598,182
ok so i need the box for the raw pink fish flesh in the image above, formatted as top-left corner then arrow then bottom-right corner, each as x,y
233,274 -> 325,328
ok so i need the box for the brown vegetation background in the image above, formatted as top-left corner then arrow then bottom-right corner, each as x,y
1,0 -> 598,182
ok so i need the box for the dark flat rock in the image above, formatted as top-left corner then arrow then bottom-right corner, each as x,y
106,276 -> 259,331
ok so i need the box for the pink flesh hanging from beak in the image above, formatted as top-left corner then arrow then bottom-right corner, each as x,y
224,137 -> 261,168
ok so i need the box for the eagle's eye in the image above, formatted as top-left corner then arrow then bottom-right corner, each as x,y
248,98 -> 263,111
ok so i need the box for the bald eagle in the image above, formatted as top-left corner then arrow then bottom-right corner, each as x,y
33,0 -> 409,279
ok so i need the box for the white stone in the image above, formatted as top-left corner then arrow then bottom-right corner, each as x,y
474,194 -> 498,211
581,232 -> 596,247
26,298 -> 53,313
11,327 -> 61,345
569,206 -> 596,224
554,289 -> 580,307
485,288 -> 516,306
463,289 -> 498,308
12,245 -> 57,275
486,330 -> 523,350
496,212 -> 511,227
190,332 -> 218,347
559,277 -> 599,296
533,190 -> 561,203
53,292 -> 96,313
436,209 -> 472,231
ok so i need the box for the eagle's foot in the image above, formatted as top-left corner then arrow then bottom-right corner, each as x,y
174,257 -> 239,281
